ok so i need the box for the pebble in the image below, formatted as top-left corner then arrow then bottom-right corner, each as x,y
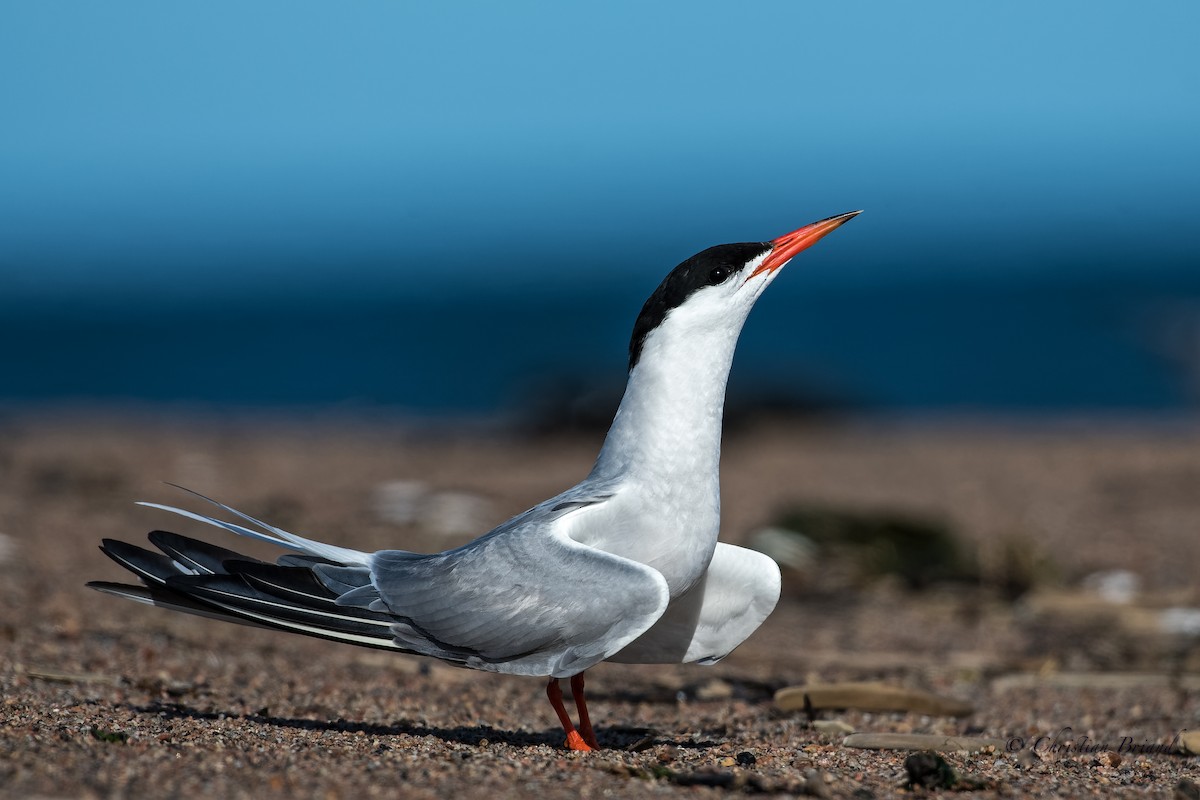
672,770 -> 738,788
694,678 -> 734,700
1081,568 -> 1140,604
371,481 -> 492,536
992,671 -> 1200,691
803,768 -> 832,799
812,719 -> 855,734
775,682 -> 973,717
1160,608 -> 1200,636
905,752 -> 956,789
843,733 -> 1006,752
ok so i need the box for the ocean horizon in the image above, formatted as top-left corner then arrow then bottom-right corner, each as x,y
6,262 -> 1199,421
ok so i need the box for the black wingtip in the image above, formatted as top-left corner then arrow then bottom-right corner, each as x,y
86,579 -> 147,595
148,529 -> 268,574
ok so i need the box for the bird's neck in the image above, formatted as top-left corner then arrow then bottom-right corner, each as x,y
590,324 -> 741,492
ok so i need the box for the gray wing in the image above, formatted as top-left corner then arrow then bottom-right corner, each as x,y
607,542 -> 781,665
103,484 -> 666,678
327,500 -> 671,678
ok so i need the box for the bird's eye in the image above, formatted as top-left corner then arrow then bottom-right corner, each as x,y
708,266 -> 732,285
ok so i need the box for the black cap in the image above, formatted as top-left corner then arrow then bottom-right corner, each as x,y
627,242 -> 770,370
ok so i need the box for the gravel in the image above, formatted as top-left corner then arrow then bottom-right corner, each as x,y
2,412 -> 1199,798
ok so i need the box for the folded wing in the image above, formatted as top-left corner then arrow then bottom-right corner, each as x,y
606,542 -> 780,665
89,490 -> 672,679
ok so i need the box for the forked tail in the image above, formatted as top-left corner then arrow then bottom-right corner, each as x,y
88,488 -> 404,653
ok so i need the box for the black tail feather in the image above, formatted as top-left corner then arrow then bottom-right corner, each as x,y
225,560 -> 342,606
99,539 -> 184,586
90,530 -> 405,653
148,529 -> 265,575
168,573 -> 395,636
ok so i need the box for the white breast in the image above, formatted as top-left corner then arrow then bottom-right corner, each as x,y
564,481 -> 720,597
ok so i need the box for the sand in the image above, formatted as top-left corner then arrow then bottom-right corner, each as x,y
2,412 -> 1199,798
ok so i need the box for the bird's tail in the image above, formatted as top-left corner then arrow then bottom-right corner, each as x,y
136,483 -> 370,566
87,489 -> 405,653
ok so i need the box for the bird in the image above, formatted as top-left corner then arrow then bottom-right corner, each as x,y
88,210 -> 861,752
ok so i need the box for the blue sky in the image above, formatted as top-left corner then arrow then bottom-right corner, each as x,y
2,1 -> 1198,303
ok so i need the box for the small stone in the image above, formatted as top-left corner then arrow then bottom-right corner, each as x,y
802,768 -> 832,799
595,759 -> 630,776
371,481 -> 427,524
775,682 -> 973,717
422,490 -> 492,537
992,672 -> 1200,691
1081,568 -> 1140,604
736,751 -> 756,766
843,733 -> 1005,752
672,770 -> 738,788
371,481 -> 492,536
904,751 -> 957,789
694,678 -> 733,700
1160,608 -> 1200,636
656,745 -> 677,763
718,756 -> 736,767
626,735 -> 655,752
1095,750 -> 1121,768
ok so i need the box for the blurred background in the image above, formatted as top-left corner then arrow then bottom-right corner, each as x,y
4,9 -> 1200,793
3,1 -> 1198,421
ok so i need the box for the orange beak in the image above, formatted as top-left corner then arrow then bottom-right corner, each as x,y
748,210 -> 862,280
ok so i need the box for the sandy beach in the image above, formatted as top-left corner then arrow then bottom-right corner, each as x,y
2,412 -> 1199,798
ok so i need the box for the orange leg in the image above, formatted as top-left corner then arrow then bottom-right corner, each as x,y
570,672 -> 599,749
546,677 -> 592,751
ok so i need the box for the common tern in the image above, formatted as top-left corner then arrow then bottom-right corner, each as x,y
89,210 -> 861,751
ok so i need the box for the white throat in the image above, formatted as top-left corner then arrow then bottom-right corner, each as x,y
590,302 -> 749,490
574,297 -> 753,595
561,250 -> 782,596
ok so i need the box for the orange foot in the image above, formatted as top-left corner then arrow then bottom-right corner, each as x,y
565,730 -> 594,752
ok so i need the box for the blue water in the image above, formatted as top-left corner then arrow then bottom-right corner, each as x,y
5,265 -> 1198,417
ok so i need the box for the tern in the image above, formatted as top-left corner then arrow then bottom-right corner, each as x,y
89,210 -> 860,751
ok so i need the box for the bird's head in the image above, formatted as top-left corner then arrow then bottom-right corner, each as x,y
628,211 -> 861,370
